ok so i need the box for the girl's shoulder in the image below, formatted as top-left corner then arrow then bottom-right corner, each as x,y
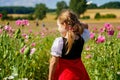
51,37 -> 63,57
55,37 -> 63,40
54,37 -> 63,43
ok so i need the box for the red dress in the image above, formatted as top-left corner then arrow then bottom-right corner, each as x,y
52,37 -> 90,80
53,58 -> 90,80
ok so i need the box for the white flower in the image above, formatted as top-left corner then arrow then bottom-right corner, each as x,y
117,71 -> 120,75
30,48 -> 36,55
8,75 -> 14,79
25,35 -> 29,39
3,77 -> 8,80
111,66 -> 114,68
12,73 -> 18,77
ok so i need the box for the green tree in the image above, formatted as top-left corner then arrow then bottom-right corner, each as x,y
94,12 -> 101,19
56,1 -> 68,18
34,3 -> 48,20
69,0 -> 87,18
1,10 -> 8,20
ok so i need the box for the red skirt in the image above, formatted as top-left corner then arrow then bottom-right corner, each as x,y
53,58 -> 90,80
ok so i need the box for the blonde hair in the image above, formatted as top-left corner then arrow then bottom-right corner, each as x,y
58,9 -> 84,54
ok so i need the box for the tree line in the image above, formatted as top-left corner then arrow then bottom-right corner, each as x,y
87,1 -> 120,9
0,1 -> 119,14
0,6 -> 34,14
0,0 -> 120,20
0,0 -> 87,20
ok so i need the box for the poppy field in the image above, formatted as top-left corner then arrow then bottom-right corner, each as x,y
0,17 -> 120,80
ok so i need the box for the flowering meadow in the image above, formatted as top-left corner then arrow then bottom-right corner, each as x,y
0,19 -> 120,80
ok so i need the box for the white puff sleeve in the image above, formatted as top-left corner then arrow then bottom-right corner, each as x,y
81,29 -> 90,42
51,37 -> 63,57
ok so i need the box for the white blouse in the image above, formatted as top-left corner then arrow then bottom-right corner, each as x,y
51,29 -> 90,57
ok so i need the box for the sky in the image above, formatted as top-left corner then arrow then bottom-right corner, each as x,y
0,0 -> 120,9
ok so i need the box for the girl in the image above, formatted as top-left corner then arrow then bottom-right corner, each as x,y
48,9 -> 90,80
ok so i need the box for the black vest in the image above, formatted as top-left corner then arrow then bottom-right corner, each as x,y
61,35 -> 84,60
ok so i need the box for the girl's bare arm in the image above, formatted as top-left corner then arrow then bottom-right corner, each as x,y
48,56 -> 59,80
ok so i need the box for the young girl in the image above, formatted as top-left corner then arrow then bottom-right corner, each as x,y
48,9 -> 90,80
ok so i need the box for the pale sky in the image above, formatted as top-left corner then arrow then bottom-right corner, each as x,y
0,0 -> 120,9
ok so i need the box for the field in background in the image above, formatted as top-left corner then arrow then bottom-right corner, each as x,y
82,9 -> 120,19
1,9 -> 120,33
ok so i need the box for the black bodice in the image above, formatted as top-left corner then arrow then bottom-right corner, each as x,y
61,35 -> 84,60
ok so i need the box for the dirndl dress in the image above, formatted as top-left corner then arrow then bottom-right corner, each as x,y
51,29 -> 90,80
